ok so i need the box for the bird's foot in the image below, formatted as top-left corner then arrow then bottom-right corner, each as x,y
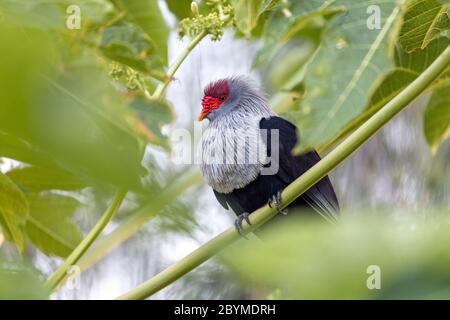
268,191 -> 288,215
234,212 -> 252,238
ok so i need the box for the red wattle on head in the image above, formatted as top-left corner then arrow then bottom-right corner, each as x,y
198,79 -> 230,121
198,96 -> 222,120
202,96 -> 220,112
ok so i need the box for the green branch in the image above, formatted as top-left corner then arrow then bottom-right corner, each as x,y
45,189 -> 126,292
152,31 -> 207,99
116,44 -> 450,300
76,170 -> 202,271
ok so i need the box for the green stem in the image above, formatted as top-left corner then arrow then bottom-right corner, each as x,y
76,170 -> 202,271
116,45 -> 450,300
45,189 -> 127,292
152,31 -> 207,99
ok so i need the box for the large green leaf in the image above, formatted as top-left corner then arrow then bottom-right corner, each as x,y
25,193 -> 83,258
399,0 -> 450,52
0,0 -> 115,30
6,166 -> 86,192
253,0 -> 344,68
0,27 -> 145,189
36,70 -> 146,188
370,37 -> 450,109
231,0 -> 265,37
0,131 -> 59,169
111,0 -> 169,65
68,0 -> 115,26
423,84 -> 450,152
0,171 -> 28,252
293,0 -> 400,151
319,36 -> 450,152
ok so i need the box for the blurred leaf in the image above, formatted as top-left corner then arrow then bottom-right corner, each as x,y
0,27 -> 145,189
0,262 -> 49,300
265,39 -> 316,92
0,0 -> 115,30
253,1 -> 344,67
129,96 -> 174,149
423,84 -> 450,153
293,0 -> 399,151
165,0 -> 192,20
223,215 -> 450,299
0,131 -> 60,169
111,0 -> 169,65
399,0 -> 450,52
25,193 -> 83,258
0,171 -> 28,252
270,91 -> 303,114
0,0 -> 66,30
69,0 -> 116,26
6,166 -> 87,192
232,0 -> 281,38
37,71 -> 146,188
156,200 -> 198,235
231,0 -> 265,37
100,22 -> 165,78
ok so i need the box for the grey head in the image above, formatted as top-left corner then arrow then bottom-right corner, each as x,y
197,76 -> 273,123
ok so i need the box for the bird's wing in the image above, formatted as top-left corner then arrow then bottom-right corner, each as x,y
260,116 -> 339,219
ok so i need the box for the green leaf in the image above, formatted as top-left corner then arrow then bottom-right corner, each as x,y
111,0 -> 169,65
100,22 -> 165,77
0,131 -> 59,169
0,0 -> 66,30
165,0 -> 192,20
265,39 -> 316,92
253,0 -> 344,67
129,96 -> 174,149
319,36 -> 450,152
424,84 -> 450,152
0,262 -> 49,300
0,27 -> 145,189
37,71 -> 146,188
293,0 -> 400,151
0,0 -> 115,30
24,193 -> 83,258
399,0 -> 450,52
0,171 -> 28,252
231,0 -> 265,37
69,0 -> 115,26
223,216 -> 450,299
6,166 -> 87,192
370,37 -> 450,112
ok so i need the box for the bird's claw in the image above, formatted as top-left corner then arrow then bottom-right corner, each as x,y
268,191 -> 288,215
234,212 -> 251,238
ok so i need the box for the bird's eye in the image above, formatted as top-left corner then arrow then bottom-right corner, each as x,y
219,96 -> 225,101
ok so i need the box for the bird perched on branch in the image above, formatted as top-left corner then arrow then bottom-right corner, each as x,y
197,76 -> 339,235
